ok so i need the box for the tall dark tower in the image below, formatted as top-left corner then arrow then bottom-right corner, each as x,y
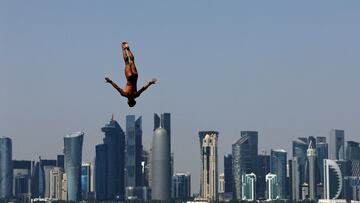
232,131 -> 258,200
95,116 -> 125,200
224,154 -> 233,193
126,115 -> 143,187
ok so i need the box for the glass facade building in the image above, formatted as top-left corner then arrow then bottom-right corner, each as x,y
346,141 -> 360,161
64,132 -> 84,202
0,137 -> 12,199
270,149 -> 287,199
257,154 -> 270,200
242,173 -> 256,201
95,117 -> 125,201
224,154 -> 233,193
232,131 -> 258,200
126,115 -> 143,187
329,129 -> 345,160
171,172 -> 191,200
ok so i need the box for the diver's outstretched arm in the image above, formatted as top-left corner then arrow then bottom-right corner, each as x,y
105,77 -> 126,97
137,79 -> 157,96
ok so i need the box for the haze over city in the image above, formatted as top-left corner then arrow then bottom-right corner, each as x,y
1,1 -> 360,195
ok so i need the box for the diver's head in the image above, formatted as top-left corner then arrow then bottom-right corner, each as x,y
128,98 -> 136,107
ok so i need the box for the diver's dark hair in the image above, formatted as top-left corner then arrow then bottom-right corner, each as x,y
128,99 -> 136,107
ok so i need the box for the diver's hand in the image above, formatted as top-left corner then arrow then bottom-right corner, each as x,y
150,78 -> 157,85
105,77 -> 112,83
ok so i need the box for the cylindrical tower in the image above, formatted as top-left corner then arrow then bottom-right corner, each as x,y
151,128 -> 170,200
64,132 -> 84,201
0,137 -> 12,198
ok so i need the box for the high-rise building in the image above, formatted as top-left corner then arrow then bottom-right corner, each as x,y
343,176 -> 360,201
291,156 -> 301,201
42,159 -> 57,198
316,136 -> 328,185
232,131 -> 258,200
199,131 -> 218,201
154,113 -> 171,152
141,149 -> 150,187
292,138 -> 308,199
64,132 -> 84,201
266,173 -> 279,201
219,172 -> 225,193
270,149 -> 287,199
126,115 -> 143,187
0,137 -> 12,199
346,141 -> 360,161
154,113 -> 172,184
257,154 -> 270,200
61,173 -> 67,201
242,173 -> 256,201
152,127 -> 171,200
171,172 -> 191,200
307,140 -> 317,200
57,155 -> 65,169
49,167 -> 64,199
95,116 -> 125,201
324,159 -> 343,199
13,160 -> 32,201
81,162 -> 91,199
224,154 -> 233,193
329,129 -> 345,160
31,157 -> 45,198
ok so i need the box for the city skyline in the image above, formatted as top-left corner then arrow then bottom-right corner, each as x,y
2,0 -> 360,198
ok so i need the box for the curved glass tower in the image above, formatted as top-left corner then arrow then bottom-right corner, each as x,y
324,159 -> 343,199
64,132 -> 84,201
0,137 -> 12,198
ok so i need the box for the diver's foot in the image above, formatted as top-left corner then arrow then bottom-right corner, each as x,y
105,77 -> 112,83
122,42 -> 129,50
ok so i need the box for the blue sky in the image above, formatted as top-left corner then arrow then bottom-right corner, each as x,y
1,1 -> 360,193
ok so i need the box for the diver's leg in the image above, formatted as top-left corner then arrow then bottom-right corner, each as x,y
127,47 -> 138,75
122,43 -> 133,80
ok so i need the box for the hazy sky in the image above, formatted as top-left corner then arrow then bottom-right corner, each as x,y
1,1 -> 360,193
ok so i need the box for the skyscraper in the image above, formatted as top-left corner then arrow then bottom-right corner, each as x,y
95,116 -> 125,200
64,132 -> 84,202
42,159 -> 57,198
126,115 -> 143,187
57,155 -> 65,169
232,131 -> 258,200
316,136 -> 328,185
266,173 -> 279,201
199,131 -> 218,201
13,160 -> 32,201
171,172 -> 191,200
257,154 -> 270,200
324,159 -> 343,199
49,167 -> 64,199
242,173 -> 256,201
152,127 -> 171,200
154,113 -> 171,151
307,140 -> 317,200
346,141 -> 360,161
292,138 -> 308,199
224,154 -> 233,193
0,137 -> 12,199
31,157 -> 45,198
329,129 -> 345,160
270,149 -> 287,199
81,162 -> 91,199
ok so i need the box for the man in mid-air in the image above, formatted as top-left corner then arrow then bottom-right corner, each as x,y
105,42 -> 156,107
